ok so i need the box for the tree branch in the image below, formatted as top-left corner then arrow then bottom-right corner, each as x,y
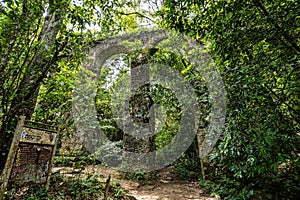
253,0 -> 300,54
116,11 -> 156,23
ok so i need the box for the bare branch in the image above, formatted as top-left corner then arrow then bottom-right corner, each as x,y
116,11 -> 156,23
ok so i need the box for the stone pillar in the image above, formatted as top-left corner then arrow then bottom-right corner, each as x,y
122,49 -> 158,173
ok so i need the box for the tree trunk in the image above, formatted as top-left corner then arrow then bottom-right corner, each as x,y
0,8 -> 61,172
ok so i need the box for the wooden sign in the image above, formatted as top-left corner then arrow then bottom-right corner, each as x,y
0,116 -> 60,199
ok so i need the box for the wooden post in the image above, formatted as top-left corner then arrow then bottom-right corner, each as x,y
200,158 -> 205,180
104,174 -> 111,200
0,116 -> 26,200
45,125 -> 60,190
196,128 -> 206,180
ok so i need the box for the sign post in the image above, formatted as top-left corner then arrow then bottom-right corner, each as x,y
0,116 -> 60,199
0,116 -> 26,200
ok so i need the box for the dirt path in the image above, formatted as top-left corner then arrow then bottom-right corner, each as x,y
128,166 -> 214,200
53,165 -> 216,200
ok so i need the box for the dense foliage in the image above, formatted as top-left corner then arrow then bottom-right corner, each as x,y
0,0 -> 135,171
158,0 -> 300,199
0,0 -> 299,199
